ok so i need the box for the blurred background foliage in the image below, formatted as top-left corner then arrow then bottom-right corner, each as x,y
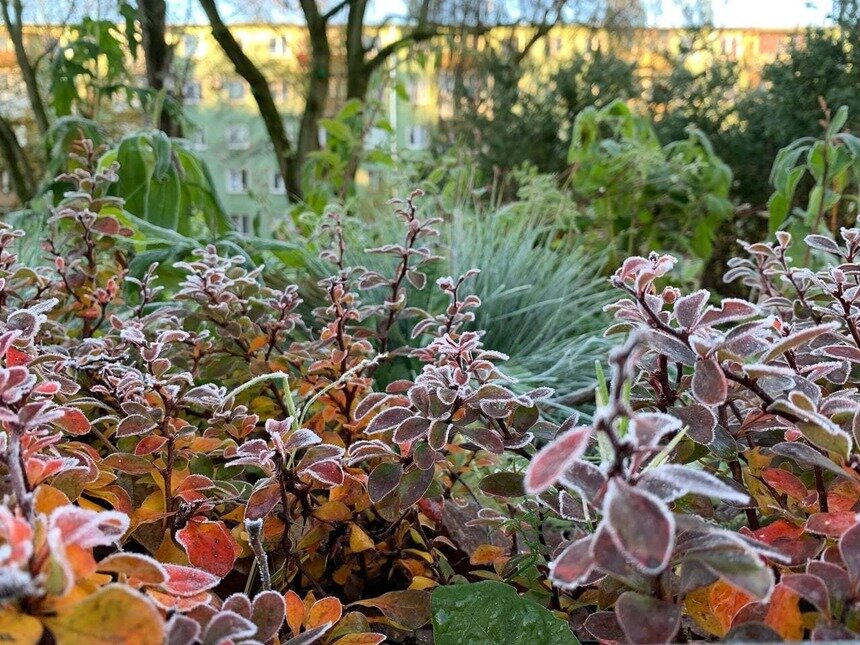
0,0 -> 859,407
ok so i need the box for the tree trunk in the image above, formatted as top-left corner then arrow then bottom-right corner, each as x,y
198,0 -> 300,201
138,0 -> 179,136
0,112 -> 35,204
345,0 -> 369,100
0,0 -> 50,135
296,0 -> 332,194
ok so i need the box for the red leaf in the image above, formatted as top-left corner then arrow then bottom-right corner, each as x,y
523,425 -> 592,494
245,480 -> 281,521
160,563 -> 220,597
175,520 -> 238,578
549,536 -> 595,589
762,468 -> 808,500
806,512 -> 859,537
55,408 -> 91,436
5,346 -> 30,366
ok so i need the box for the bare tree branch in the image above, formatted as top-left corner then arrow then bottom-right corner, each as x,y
198,0 -> 299,200
0,0 -> 50,135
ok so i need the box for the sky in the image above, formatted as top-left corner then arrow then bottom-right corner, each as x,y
655,0 -> 831,28
24,0 -> 835,29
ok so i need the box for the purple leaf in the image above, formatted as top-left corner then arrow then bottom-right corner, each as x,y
251,590 -> 286,642
673,289 -> 709,329
366,406 -> 414,435
368,462 -> 403,503
781,573 -> 830,616
692,358 -> 727,406
549,535 -> 595,589
615,591 -> 681,645
603,479 -> 675,574
638,465 -> 751,504
838,523 -> 860,587
644,330 -> 697,365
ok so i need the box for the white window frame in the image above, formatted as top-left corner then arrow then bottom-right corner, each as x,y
231,213 -> 252,234
270,171 -> 286,195
183,34 -> 199,56
407,125 -> 429,150
226,169 -> 250,194
226,80 -> 245,101
226,124 -> 251,150
183,81 -> 202,104
269,36 -> 290,56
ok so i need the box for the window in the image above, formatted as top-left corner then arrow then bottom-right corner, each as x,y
366,127 -> 387,150
226,80 -> 245,101
407,125 -> 429,150
1,170 -> 10,194
189,129 -> 206,152
183,82 -> 202,104
408,79 -> 430,106
269,36 -> 290,55
269,80 -> 288,102
318,125 -> 328,147
231,213 -> 252,234
270,171 -> 285,195
226,124 -> 250,150
183,35 -> 199,56
226,169 -> 249,194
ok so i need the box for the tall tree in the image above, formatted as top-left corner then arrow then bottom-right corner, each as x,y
198,0 -> 440,201
0,0 -> 51,135
0,113 -> 35,202
199,0 -> 301,199
138,0 -> 180,136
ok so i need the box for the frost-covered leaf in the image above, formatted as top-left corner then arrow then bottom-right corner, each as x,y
638,465 -> 751,504
603,479 -> 675,574
524,425 -> 592,494
615,591 -> 681,645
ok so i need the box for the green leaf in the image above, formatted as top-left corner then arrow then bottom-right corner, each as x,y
319,118 -> 354,144
337,98 -> 364,120
431,581 -> 579,645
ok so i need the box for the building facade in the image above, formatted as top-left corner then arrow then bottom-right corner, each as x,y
0,22 -> 803,228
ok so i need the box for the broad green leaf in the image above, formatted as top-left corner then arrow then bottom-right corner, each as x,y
319,118 -> 354,144
431,581 -> 579,645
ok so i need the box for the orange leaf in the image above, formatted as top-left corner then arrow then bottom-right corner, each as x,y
764,584 -> 803,641
45,584 -> 163,645
284,590 -> 304,635
469,544 -> 507,566
55,408 -> 91,436
307,597 -> 343,629
248,335 -> 269,353
335,635 -> 386,645
348,525 -> 374,554
0,607 -> 43,644
175,519 -> 237,578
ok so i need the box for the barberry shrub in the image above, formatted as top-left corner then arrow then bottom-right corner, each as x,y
0,140 -> 573,644
527,230 -> 860,642
8,136 -> 860,645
